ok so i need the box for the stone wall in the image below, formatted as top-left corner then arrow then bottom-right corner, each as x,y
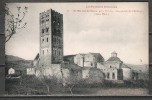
122,67 -> 132,80
103,68 -> 118,80
51,10 -> 63,64
82,67 -> 105,83
74,54 -> 84,67
104,61 -> 122,69
27,68 -> 35,75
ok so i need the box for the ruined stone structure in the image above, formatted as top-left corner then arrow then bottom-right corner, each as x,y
97,51 -> 132,81
73,53 -> 105,81
74,53 -> 104,68
35,9 -> 83,84
32,9 -> 137,84
32,9 -> 64,79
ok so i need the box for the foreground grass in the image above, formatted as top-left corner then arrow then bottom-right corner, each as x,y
69,87 -> 148,96
5,75 -> 149,96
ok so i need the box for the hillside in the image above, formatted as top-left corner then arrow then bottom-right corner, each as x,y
5,55 -> 33,69
5,55 -> 25,62
125,63 -> 148,73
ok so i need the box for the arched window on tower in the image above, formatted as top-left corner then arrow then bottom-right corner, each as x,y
107,73 -> 110,79
43,50 -> 44,55
112,73 -> 115,79
47,49 -> 48,54
42,38 -> 44,43
47,37 -> 48,42
46,28 -> 49,32
91,62 -> 93,66
42,29 -> 44,33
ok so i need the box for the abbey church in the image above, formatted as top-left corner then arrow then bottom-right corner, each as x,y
32,9 -> 138,84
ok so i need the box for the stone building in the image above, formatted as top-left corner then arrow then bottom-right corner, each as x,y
7,67 -> 26,75
97,51 -> 132,81
74,53 -> 85,67
81,67 -> 105,83
63,54 -> 105,83
27,53 -> 40,75
74,53 -> 104,68
32,8 -> 135,84
106,51 -> 123,69
121,64 -> 132,80
33,53 -> 40,67
39,9 -> 63,67
27,67 -> 35,75
36,9 -> 64,77
34,9 -> 82,84
73,53 -> 105,82
63,55 -> 75,63
8,68 -> 15,75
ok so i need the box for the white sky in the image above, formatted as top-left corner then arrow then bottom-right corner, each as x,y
5,2 -> 148,65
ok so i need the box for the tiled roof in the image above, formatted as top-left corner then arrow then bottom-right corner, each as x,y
121,64 -> 131,69
88,53 -> 104,62
107,57 -> 122,62
78,53 -> 86,56
34,53 -> 39,60
89,53 -> 101,57
64,55 -> 76,57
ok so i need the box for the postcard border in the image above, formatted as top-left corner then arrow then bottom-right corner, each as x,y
0,0 -> 151,99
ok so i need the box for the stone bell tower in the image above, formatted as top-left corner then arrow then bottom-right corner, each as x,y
111,51 -> 117,57
39,9 -> 63,67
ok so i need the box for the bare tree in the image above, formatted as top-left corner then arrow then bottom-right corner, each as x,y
63,69 -> 81,95
5,4 -> 28,43
37,66 -> 63,95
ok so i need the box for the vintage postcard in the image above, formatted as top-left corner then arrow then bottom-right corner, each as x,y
5,2 -> 149,96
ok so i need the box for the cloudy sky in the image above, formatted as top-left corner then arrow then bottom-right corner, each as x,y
5,2 -> 148,65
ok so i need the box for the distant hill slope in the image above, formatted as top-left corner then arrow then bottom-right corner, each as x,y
6,55 -> 25,62
125,63 -> 148,73
5,55 -> 33,69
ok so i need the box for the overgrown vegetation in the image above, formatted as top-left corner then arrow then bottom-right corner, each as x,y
5,74 -> 148,95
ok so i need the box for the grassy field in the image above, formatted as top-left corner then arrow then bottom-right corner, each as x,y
5,75 -> 149,96
75,87 -> 148,96
52,87 -> 149,96
6,87 -> 148,96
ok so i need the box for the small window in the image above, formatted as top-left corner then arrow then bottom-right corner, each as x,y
42,38 -> 44,43
42,29 -> 44,33
91,63 -> 93,66
57,50 -> 59,55
112,73 -> 115,79
43,50 -> 44,55
47,38 -> 48,42
59,50 -> 60,56
54,49 -> 56,55
41,20 -> 44,23
46,15 -> 49,17
46,28 -> 49,32
56,50 -> 57,55
107,73 -> 110,79
58,39 -> 60,44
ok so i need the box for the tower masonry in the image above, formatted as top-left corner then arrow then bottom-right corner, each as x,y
39,9 -> 63,67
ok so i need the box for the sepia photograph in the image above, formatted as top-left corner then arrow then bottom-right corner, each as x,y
4,2 -> 149,96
